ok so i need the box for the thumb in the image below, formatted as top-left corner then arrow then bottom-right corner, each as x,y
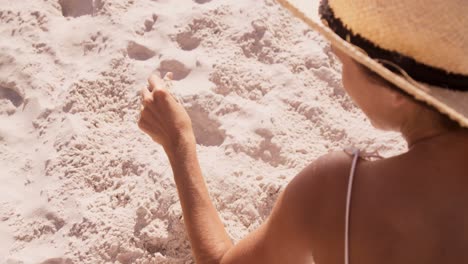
148,74 -> 166,93
164,72 -> 173,81
148,72 -> 173,92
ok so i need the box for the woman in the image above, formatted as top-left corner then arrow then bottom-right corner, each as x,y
138,0 -> 468,263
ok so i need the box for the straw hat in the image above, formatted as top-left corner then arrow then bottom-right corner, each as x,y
277,0 -> 468,128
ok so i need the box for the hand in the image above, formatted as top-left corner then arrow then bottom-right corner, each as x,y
138,73 -> 195,151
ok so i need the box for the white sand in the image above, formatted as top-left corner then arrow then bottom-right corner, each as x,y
0,0 -> 406,263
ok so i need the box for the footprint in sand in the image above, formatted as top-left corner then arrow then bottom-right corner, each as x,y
185,103 -> 226,146
0,84 -> 23,108
176,31 -> 201,51
194,0 -> 212,4
40,258 -> 73,264
59,0 -> 93,17
158,59 -> 191,81
126,41 -> 156,61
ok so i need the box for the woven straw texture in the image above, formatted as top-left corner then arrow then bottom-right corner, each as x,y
276,0 -> 468,128
330,0 -> 468,75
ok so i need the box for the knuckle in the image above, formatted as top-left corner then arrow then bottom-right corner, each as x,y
142,97 -> 153,106
140,109 -> 149,120
138,120 -> 150,133
137,117 -> 145,127
147,75 -> 155,84
154,89 -> 168,99
138,121 -> 144,130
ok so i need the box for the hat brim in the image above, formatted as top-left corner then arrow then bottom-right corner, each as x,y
277,0 -> 468,128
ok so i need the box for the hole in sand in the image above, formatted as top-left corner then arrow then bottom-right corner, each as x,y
127,41 -> 156,61
176,32 -> 201,51
253,128 -> 285,167
40,258 -> 73,264
0,84 -> 23,107
59,0 -> 94,18
186,104 -> 226,146
158,59 -> 191,81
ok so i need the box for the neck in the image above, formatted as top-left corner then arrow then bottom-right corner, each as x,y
400,115 -> 461,149
401,125 -> 448,149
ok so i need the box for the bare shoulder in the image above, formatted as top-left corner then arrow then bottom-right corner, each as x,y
283,151 -> 363,247
287,151 -> 356,202
219,151 -> 363,264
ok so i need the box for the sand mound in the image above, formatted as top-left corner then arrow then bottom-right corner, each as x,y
0,0 -> 404,263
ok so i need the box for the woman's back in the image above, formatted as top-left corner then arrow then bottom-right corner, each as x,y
313,129 -> 468,264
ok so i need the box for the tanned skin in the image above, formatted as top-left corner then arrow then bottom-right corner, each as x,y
138,48 -> 468,263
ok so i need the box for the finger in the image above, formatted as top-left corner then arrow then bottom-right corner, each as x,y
139,112 -> 170,137
137,105 -> 143,122
148,74 -> 182,107
164,72 -> 173,81
138,117 -> 158,133
138,104 -> 147,121
139,106 -> 157,123
148,74 -> 172,104
163,72 -> 178,103
138,121 -> 156,140
138,113 -> 159,135
148,74 -> 166,92
140,86 -> 153,106
144,105 -> 165,124
138,118 -> 165,145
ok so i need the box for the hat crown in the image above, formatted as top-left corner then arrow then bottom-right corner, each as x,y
329,0 -> 468,75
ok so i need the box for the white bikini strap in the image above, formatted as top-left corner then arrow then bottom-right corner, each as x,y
345,149 -> 360,264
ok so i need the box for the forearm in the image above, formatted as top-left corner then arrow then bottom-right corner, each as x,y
165,136 -> 233,264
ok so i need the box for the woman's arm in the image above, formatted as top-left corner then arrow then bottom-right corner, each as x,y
138,74 -> 234,263
165,137 -> 315,264
167,137 -> 313,264
138,74 -> 320,263
165,137 -> 233,264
